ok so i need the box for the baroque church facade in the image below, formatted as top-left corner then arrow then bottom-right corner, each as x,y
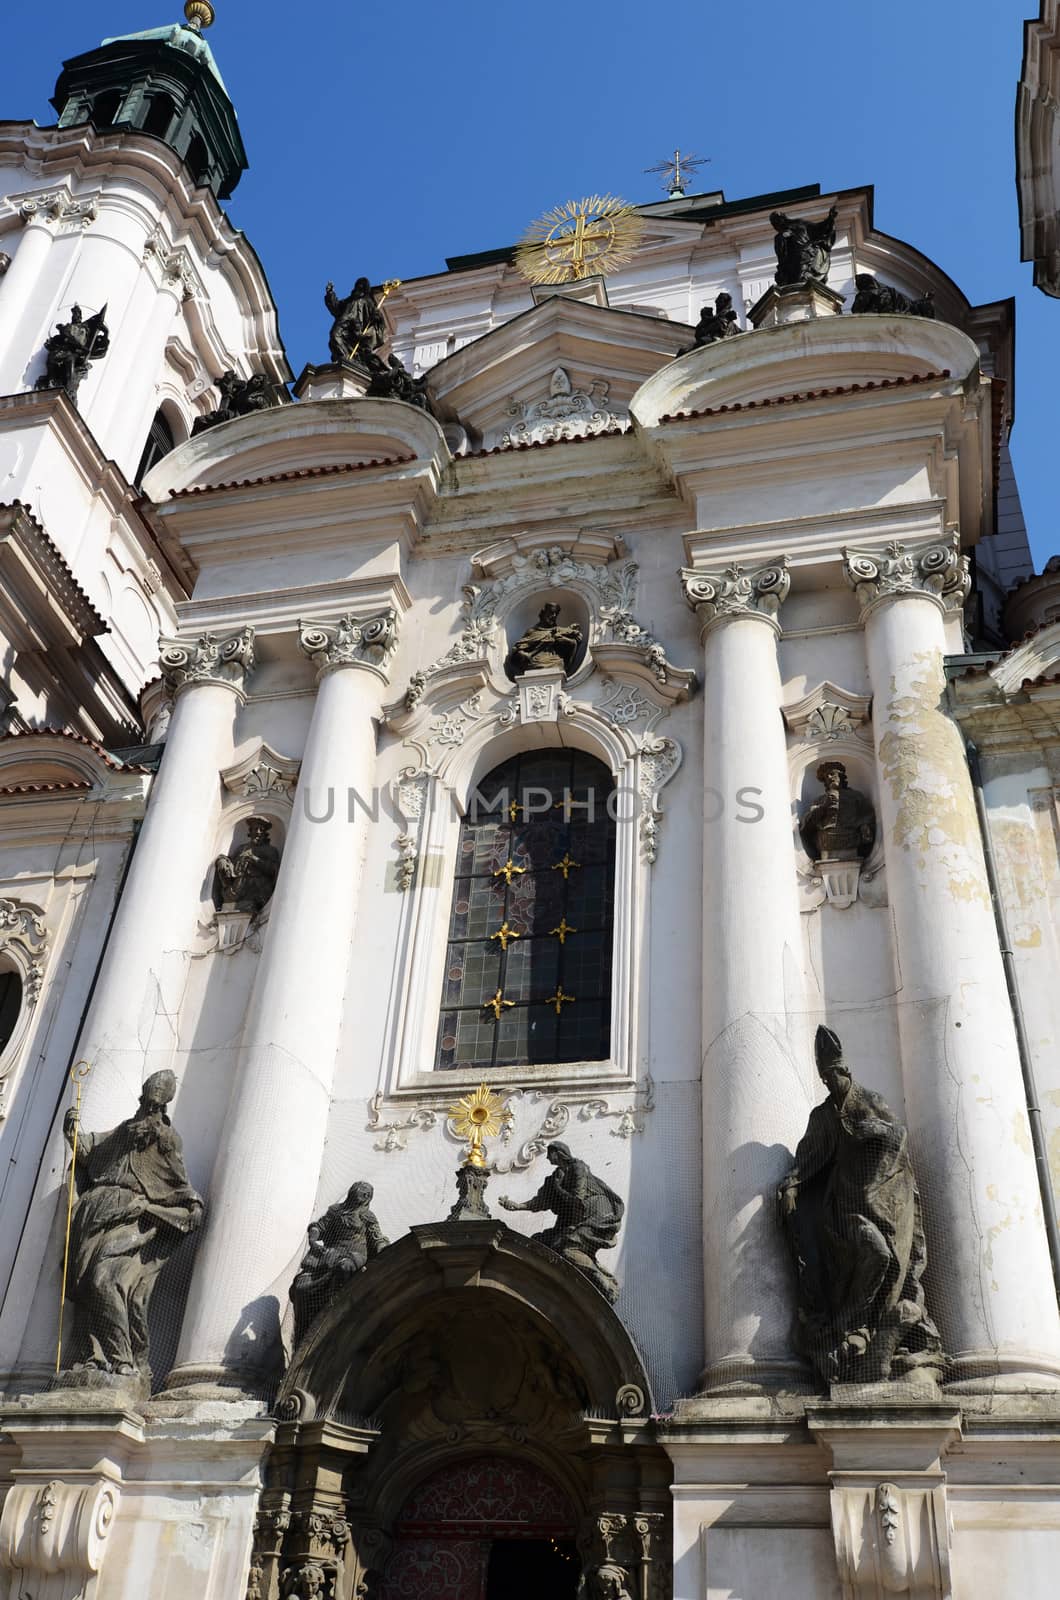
1,4 -> 1059,1597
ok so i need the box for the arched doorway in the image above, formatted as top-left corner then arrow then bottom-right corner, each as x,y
381,1457 -> 578,1599
255,1223 -> 671,1600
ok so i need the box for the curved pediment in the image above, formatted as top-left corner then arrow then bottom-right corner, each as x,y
278,1220 -> 653,1426
630,313 -> 983,429
141,397 -> 450,500
0,730 -> 130,796
426,295 -> 691,448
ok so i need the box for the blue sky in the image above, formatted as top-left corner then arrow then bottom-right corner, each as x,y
3,1 -> 1055,567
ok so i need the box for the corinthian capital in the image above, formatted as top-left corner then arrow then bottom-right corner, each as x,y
679,559 -> 790,635
299,610 -> 398,680
843,535 -> 970,619
158,626 -> 255,696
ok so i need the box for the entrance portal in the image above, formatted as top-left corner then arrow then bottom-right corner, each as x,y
380,1457 -> 579,1600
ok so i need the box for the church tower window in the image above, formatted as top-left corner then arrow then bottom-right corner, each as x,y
134,407 -> 177,488
436,749 -> 615,1071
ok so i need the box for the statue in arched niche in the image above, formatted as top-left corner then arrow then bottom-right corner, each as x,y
213,817 -> 281,915
506,602 -> 583,678
800,760 -> 876,862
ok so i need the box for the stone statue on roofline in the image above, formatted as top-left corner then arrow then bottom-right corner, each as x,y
325,276 -> 388,366
34,303 -> 110,400
850,272 -> 936,320
677,292 -> 741,353
778,1026 -> 943,1387
192,369 -> 283,433
770,205 -> 838,286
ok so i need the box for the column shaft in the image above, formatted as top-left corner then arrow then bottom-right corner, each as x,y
173,659 -> 384,1390
73,639 -> 252,1133
864,593 -> 1060,1389
0,220 -> 55,391
682,561 -> 811,1392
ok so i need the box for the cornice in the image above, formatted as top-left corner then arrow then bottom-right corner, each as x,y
0,501 -> 105,645
175,574 -> 412,642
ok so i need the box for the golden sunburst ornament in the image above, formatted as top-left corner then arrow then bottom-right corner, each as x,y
450,1082 -> 508,1169
516,194 -> 644,285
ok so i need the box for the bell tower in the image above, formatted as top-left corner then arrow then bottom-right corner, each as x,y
51,1 -> 247,200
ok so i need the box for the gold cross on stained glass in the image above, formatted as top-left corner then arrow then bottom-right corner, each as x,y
494,858 -> 527,885
550,918 -> 577,944
545,985 -> 576,1014
551,852 -> 581,879
483,989 -> 515,1021
508,799 -> 523,821
491,921 -> 521,952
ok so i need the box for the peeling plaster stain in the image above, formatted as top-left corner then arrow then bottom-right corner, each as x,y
1050,1125 -> 1060,1198
992,816 -> 1048,949
1013,1112 -> 1033,1157
878,652 -> 987,905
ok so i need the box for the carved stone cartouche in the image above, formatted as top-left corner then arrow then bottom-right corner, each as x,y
324,276 -> 387,365
778,1027 -> 942,1386
290,1181 -> 389,1346
499,1140 -> 625,1302
60,1069 -> 202,1382
506,602 -> 583,679
34,303 -> 109,400
770,205 -> 838,286
850,272 -> 935,319
677,292 -> 740,353
192,370 -> 282,433
213,817 -> 281,915
800,760 -> 876,861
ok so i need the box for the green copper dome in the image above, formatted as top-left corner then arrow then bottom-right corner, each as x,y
99,23 -> 228,92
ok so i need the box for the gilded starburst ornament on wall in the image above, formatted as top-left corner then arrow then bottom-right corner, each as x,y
515,194 -> 645,285
449,1081 -> 510,1169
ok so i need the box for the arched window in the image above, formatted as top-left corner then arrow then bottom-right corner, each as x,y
142,93 -> 177,140
185,133 -> 209,187
436,749 -> 615,1071
134,407 -> 177,489
90,89 -> 124,127
0,969 -> 22,1057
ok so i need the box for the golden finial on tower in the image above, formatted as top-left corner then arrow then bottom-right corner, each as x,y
184,0 -> 216,32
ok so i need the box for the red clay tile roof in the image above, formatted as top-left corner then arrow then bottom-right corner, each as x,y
657,370 -> 952,424
167,456 -> 415,498
0,727 -> 154,774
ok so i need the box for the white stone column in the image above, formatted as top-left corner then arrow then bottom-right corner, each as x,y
680,560 -> 812,1391
91,251 -> 185,473
72,628 -> 254,1134
0,202 -> 61,389
171,609 -> 398,1394
844,536 -> 1060,1391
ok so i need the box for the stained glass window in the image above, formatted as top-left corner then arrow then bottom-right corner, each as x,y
436,750 -> 615,1070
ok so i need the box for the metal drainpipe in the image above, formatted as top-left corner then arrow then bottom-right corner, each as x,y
964,735 -> 1060,1306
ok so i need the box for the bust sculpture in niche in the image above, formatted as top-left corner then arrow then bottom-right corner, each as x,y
213,817 -> 281,916
506,602 -> 583,679
800,760 -> 876,862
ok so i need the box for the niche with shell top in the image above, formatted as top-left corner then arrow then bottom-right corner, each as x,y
502,588 -> 591,683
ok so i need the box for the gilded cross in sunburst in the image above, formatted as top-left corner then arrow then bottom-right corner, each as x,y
551,853 -> 581,879
545,985 -> 576,1014
491,921 -> 521,951
550,918 -> 577,944
494,858 -> 527,884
